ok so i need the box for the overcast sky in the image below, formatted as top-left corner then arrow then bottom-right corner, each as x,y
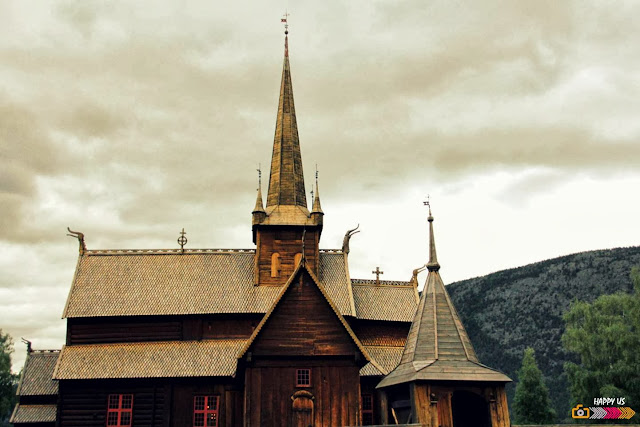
2,0 -> 639,371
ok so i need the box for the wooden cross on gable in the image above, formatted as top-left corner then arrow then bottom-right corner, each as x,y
372,266 -> 384,285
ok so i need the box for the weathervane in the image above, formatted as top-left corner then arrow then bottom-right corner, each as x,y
178,228 -> 188,253
281,11 -> 290,33
423,194 -> 432,215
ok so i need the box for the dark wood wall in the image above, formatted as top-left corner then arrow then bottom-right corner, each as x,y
245,362 -> 361,427
58,378 -> 242,427
58,380 -> 167,427
66,314 -> 262,345
254,226 -> 319,286
250,271 -> 359,357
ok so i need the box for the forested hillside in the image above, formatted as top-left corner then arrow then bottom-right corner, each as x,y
447,246 -> 640,421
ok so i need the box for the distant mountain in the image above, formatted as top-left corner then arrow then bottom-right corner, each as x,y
447,246 -> 640,422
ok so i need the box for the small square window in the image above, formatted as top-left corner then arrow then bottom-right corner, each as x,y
296,369 -> 311,387
194,395 -> 219,427
106,394 -> 133,427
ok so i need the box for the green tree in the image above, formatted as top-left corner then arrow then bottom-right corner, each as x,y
0,330 -> 17,426
563,268 -> 640,415
513,347 -> 556,424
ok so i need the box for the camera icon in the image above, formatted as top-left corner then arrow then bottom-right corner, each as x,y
572,404 -> 591,419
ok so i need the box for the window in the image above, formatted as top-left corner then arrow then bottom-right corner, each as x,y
271,253 -> 281,277
294,252 -> 303,266
193,395 -> 219,427
362,393 -> 374,425
106,394 -> 133,426
296,369 -> 311,387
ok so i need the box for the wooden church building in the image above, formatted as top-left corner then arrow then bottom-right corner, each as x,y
30,30 -> 511,427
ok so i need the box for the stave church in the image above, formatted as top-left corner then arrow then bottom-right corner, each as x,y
11,29 -> 512,427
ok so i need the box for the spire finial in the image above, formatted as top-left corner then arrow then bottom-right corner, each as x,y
281,11 -> 290,56
257,163 -> 262,190
424,195 -> 432,218
424,197 -> 440,271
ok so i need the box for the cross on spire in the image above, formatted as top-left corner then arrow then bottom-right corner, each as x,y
372,266 -> 384,285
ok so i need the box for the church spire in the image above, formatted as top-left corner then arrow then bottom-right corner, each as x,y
266,30 -> 307,209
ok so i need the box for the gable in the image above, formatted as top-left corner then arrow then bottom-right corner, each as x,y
250,267 -> 358,357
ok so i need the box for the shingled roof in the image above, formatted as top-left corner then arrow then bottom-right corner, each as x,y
352,281 -> 418,322
360,346 -> 404,377
53,340 -> 246,379
378,212 -> 511,388
64,250 -> 418,321
10,404 -> 57,424
16,350 -> 59,396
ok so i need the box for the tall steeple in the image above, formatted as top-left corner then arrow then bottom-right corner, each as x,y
266,31 -> 307,210
251,25 -> 323,285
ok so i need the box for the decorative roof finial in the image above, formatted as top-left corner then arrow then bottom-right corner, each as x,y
67,227 -> 87,255
342,224 -> 360,254
281,11 -> 290,33
424,197 -> 440,272
178,228 -> 188,253
257,163 -> 262,190
21,337 -> 32,353
372,266 -> 384,285
281,11 -> 290,56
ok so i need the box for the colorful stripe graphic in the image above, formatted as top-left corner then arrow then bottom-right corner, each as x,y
588,407 -> 635,420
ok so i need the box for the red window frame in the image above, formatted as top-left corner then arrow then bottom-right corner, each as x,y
296,368 -> 311,387
193,395 -> 219,427
106,394 -> 133,426
362,393 -> 374,425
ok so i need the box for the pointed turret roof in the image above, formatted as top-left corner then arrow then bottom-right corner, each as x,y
254,31 -> 322,228
311,172 -> 323,215
266,33 -> 307,211
252,178 -> 266,215
378,210 -> 511,388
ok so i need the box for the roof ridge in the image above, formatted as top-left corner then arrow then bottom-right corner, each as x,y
352,278 -> 412,286
84,248 -> 256,256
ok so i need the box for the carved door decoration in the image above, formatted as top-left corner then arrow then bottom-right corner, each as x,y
291,390 -> 314,427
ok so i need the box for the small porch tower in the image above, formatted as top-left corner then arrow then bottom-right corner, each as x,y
377,207 -> 512,427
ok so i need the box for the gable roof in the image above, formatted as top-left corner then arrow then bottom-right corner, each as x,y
378,212 -> 511,388
15,350 -> 59,396
238,260 -> 382,373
